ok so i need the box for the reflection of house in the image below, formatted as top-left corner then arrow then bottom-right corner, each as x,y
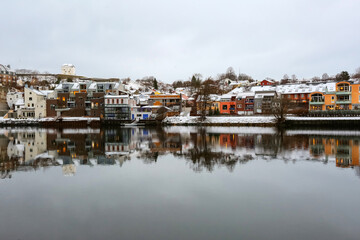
308,136 -> 360,168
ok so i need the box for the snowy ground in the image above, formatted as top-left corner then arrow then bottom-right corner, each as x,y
0,117 -> 100,124
163,116 -> 276,125
164,115 -> 360,125
287,116 -> 360,121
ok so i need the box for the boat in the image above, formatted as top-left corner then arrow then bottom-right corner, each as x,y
123,119 -> 146,127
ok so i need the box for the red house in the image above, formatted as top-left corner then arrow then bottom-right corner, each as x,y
260,79 -> 275,86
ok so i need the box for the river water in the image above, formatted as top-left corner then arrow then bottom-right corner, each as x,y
0,126 -> 360,240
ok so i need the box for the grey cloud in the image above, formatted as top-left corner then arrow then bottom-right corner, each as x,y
1,0 -> 360,82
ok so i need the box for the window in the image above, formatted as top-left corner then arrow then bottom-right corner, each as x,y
222,105 -> 227,110
288,95 -> 291,99
237,104 -> 242,108
301,94 -> 304,98
294,94 -> 298,99
29,97 -> 32,101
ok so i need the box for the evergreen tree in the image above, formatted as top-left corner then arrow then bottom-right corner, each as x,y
153,78 -> 158,89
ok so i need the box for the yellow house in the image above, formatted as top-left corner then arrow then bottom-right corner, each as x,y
309,82 -> 358,111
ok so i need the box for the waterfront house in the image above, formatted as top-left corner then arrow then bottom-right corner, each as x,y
252,86 -> 277,114
148,94 -> 182,112
236,92 -> 255,115
219,94 -> 237,115
104,95 -> 133,120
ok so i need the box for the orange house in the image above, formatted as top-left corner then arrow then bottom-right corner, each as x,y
219,95 -> 236,114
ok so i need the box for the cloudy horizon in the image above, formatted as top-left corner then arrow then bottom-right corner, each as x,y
1,0 -> 359,83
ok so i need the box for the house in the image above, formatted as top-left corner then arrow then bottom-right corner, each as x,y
17,87 -> 53,119
61,64 -> 76,75
0,64 -> 17,86
196,94 -> 220,115
236,92 -> 255,115
148,94 -> 182,112
308,82 -> 358,111
7,91 -> 24,109
260,79 -> 275,86
219,94 -> 236,115
104,95 -> 134,120
252,86 -> 277,114
47,81 -> 124,117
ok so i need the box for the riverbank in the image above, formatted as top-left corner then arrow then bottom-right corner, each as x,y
0,117 -> 100,128
2,115 -> 360,128
163,115 -> 360,127
163,116 -> 276,126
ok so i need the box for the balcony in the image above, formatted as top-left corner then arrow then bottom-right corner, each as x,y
336,100 -> 351,104
310,101 -> 324,105
336,91 -> 351,95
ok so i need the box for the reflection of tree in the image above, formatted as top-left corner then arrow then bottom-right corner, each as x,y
138,151 -> 160,164
184,128 -> 254,172
355,166 -> 360,179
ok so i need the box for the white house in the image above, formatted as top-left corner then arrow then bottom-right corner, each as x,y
7,91 -> 24,109
61,64 -> 76,75
18,87 -> 53,119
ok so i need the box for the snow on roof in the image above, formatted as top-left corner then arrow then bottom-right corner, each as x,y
62,64 -> 75,67
236,92 -> 255,97
71,83 -> 79,90
15,99 -> 24,106
31,89 -> 46,96
251,86 -> 276,92
55,84 -> 63,90
255,92 -> 275,98
220,94 -> 235,99
181,95 -> 189,100
105,95 -> 129,98
88,83 -> 97,90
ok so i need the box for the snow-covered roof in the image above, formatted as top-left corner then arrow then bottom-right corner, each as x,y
255,92 -> 275,98
15,99 -> 24,106
251,86 -> 276,92
220,94 -> 235,99
105,95 -> 129,99
88,83 -> 97,90
31,89 -> 46,96
236,92 -> 255,98
62,64 -> 75,67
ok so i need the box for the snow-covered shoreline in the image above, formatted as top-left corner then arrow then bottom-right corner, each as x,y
163,115 -> 360,126
0,117 -> 100,125
163,116 -> 276,125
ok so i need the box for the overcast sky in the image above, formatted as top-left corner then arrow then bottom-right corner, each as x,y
1,0 -> 360,83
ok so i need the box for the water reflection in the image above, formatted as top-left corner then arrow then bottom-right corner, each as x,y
1,127 -> 360,178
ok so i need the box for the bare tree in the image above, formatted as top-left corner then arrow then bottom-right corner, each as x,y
198,78 -> 213,121
272,96 -> 291,126
322,73 -> 329,81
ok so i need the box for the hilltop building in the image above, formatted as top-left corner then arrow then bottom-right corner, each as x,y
61,64 -> 76,75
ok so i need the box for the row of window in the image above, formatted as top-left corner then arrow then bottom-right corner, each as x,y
105,98 -> 127,105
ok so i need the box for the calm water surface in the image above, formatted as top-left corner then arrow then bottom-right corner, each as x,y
1,126 -> 360,240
